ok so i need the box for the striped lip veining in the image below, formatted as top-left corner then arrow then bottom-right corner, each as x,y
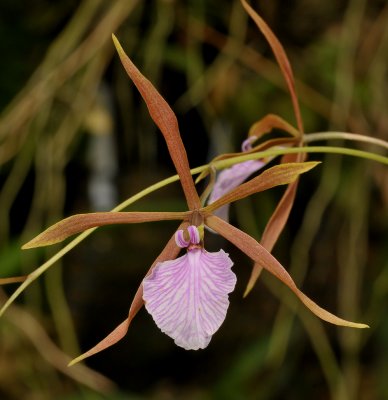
142,225 -> 236,350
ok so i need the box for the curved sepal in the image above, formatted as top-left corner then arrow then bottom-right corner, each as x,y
206,215 -> 368,329
112,35 -> 200,210
68,222 -> 186,366
241,0 -> 303,133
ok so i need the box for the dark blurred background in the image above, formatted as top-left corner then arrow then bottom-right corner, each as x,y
0,0 -> 387,399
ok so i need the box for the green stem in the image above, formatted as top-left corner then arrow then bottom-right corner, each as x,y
1,144 -> 387,317
304,132 -> 388,150
214,146 -> 388,168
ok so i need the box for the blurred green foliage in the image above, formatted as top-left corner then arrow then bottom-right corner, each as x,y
0,0 -> 387,399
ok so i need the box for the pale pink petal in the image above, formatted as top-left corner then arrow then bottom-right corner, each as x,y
207,159 -> 266,221
187,225 -> 200,244
175,229 -> 190,248
142,248 -> 236,350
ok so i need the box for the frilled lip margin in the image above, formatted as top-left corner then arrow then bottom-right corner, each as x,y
142,225 -> 236,351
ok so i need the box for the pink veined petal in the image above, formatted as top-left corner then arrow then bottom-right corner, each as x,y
142,248 -> 236,350
187,225 -> 200,244
175,229 -> 190,248
208,159 -> 266,221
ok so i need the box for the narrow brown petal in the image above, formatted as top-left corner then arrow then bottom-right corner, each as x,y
240,1 -> 307,294
112,35 -> 200,210
22,211 -> 190,249
203,162 -> 318,213
249,114 -> 300,139
68,222 -> 187,366
240,0 -> 304,133
206,215 -> 368,329
68,319 -> 129,367
245,181 -> 298,296
245,146 -> 306,295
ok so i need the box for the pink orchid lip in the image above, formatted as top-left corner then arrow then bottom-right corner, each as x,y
142,225 -> 236,350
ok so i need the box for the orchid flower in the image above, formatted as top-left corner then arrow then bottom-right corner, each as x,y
202,112 -> 303,292
143,225 -> 236,350
205,112 -> 301,223
207,136 -> 267,222
0,2 -> 369,367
